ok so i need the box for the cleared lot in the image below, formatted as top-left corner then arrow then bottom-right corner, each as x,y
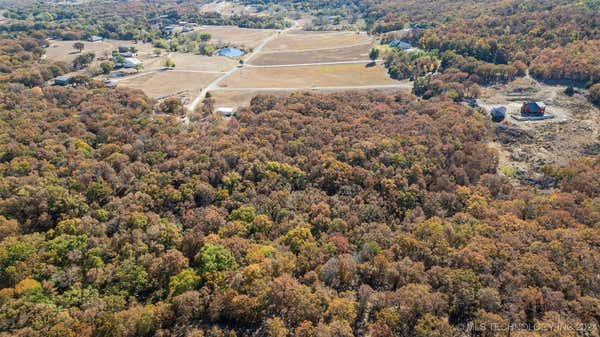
191,26 -> 276,49
263,31 -> 371,52
219,63 -> 396,89
118,71 -> 219,98
142,53 -> 237,72
249,43 -> 372,65
44,40 -> 154,63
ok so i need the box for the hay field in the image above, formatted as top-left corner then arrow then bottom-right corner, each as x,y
249,44 -> 372,65
262,31 -> 371,52
220,63 -> 396,89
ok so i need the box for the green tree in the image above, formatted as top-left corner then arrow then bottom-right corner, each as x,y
73,42 -> 85,53
369,47 -> 380,62
133,62 -> 144,73
200,32 -> 211,42
196,243 -> 237,274
162,57 -> 176,68
100,61 -> 114,75
229,205 -> 257,223
169,268 -> 200,296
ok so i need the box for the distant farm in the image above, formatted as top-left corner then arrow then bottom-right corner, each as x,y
43,24 -> 409,112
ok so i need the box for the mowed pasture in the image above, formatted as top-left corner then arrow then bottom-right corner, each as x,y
262,31 -> 372,52
118,71 -> 219,98
220,63 -> 396,89
249,43 -> 372,65
191,26 -> 276,49
44,40 -> 154,63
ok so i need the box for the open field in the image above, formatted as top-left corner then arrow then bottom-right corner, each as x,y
219,63 -> 396,88
249,43 -> 372,65
142,53 -> 237,72
191,26 -> 276,49
262,31 -> 372,52
44,39 -> 154,63
118,71 -> 219,99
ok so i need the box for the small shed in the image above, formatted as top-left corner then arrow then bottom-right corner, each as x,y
54,75 -> 71,86
123,57 -> 143,68
88,35 -> 103,42
217,107 -> 235,117
389,40 -> 412,50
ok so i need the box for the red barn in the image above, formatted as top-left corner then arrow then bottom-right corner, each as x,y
520,101 -> 546,116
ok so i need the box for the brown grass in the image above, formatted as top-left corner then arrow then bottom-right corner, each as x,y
44,40 -> 154,63
142,53 -> 237,72
263,31 -> 371,52
118,71 -> 219,98
250,43 -> 372,65
191,26 -> 275,49
220,63 -> 396,88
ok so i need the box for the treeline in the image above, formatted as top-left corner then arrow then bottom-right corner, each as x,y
0,0 -> 288,42
0,37 -> 70,87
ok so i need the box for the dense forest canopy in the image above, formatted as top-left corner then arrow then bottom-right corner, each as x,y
0,0 -> 599,336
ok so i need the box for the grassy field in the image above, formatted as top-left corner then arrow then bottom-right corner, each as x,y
118,71 -> 219,98
191,26 -> 276,49
44,40 -> 154,63
262,31 -> 371,52
142,53 -> 237,72
220,63 -> 396,88
250,43 -> 372,65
